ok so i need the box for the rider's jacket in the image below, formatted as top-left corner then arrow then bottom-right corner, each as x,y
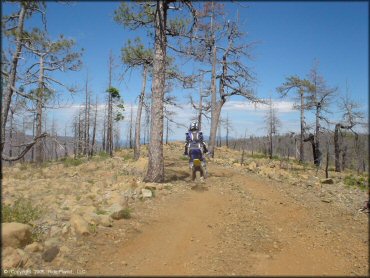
185,130 -> 208,153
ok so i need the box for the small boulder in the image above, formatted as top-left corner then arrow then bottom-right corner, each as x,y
44,237 -> 60,249
42,246 -> 60,262
141,189 -> 153,198
321,178 -> 334,184
2,222 -> 32,248
24,242 -> 43,253
49,226 -> 62,238
84,213 -> 113,227
108,204 -> 126,220
82,212 -> 98,225
70,214 -> 90,236
96,215 -> 113,227
2,247 -> 23,268
247,161 -> 257,171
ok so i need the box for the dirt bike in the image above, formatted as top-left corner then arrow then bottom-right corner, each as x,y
188,148 -> 208,181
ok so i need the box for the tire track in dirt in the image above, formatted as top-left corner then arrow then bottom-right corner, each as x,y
84,159 -> 368,276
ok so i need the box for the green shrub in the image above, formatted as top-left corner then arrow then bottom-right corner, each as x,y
95,208 -> 107,215
2,197 -> 42,224
2,197 -> 45,242
344,174 -> 369,190
97,151 -> 110,159
61,157 -> 84,167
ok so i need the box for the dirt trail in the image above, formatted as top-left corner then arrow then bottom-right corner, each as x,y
84,154 -> 368,276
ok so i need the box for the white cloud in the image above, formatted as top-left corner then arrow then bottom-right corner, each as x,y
46,99 -> 300,141
222,99 -> 295,113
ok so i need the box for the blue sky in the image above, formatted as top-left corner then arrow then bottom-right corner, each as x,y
2,1 -> 368,141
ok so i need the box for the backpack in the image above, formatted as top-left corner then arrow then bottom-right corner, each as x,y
186,131 -> 203,151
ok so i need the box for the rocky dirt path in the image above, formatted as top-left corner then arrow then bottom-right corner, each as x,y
83,154 -> 368,276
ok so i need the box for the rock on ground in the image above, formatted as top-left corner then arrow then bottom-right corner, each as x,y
42,246 -> 60,262
2,247 -> 23,268
108,204 -> 127,220
141,189 -> 153,198
70,214 -> 90,236
96,215 -> 113,227
2,222 -> 32,248
24,242 -> 43,253
321,178 -> 334,184
84,212 -> 113,227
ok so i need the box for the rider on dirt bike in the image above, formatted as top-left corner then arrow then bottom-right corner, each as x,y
184,122 -> 208,156
184,122 -> 208,180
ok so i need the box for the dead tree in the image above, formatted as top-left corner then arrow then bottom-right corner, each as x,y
189,71 -> 211,131
89,97 -> 98,157
240,130 -> 248,165
193,3 -> 258,157
64,124 -> 68,158
306,62 -> 336,167
225,113 -> 233,148
83,72 -> 91,156
20,28 -> 81,164
1,2 -> 49,162
129,103 -> 134,149
264,97 -> 280,159
120,38 -> 153,158
106,51 -> 114,156
277,76 -> 312,163
334,92 -> 364,172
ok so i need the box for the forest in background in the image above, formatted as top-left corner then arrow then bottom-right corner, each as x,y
1,1 -> 368,180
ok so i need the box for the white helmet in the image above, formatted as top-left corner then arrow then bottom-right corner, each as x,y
189,122 -> 198,131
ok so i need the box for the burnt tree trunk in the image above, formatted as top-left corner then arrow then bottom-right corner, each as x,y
325,143 -> 329,178
198,74 -> 204,131
334,123 -> 341,172
209,3 -> 218,157
1,5 -> 26,156
9,109 -> 14,162
77,109 -> 82,156
342,145 -> 347,172
35,55 -> 45,164
165,116 -> 169,145
299,90 -> 305,163
134,67 -> 147,159
144,0 -> 167,182
90,97 -> 98,157
129,104 -> 133,149
102,104 -> 107,152
84,75 -> 90,156
107,51 -> 114,157
313,102 -> 322,167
